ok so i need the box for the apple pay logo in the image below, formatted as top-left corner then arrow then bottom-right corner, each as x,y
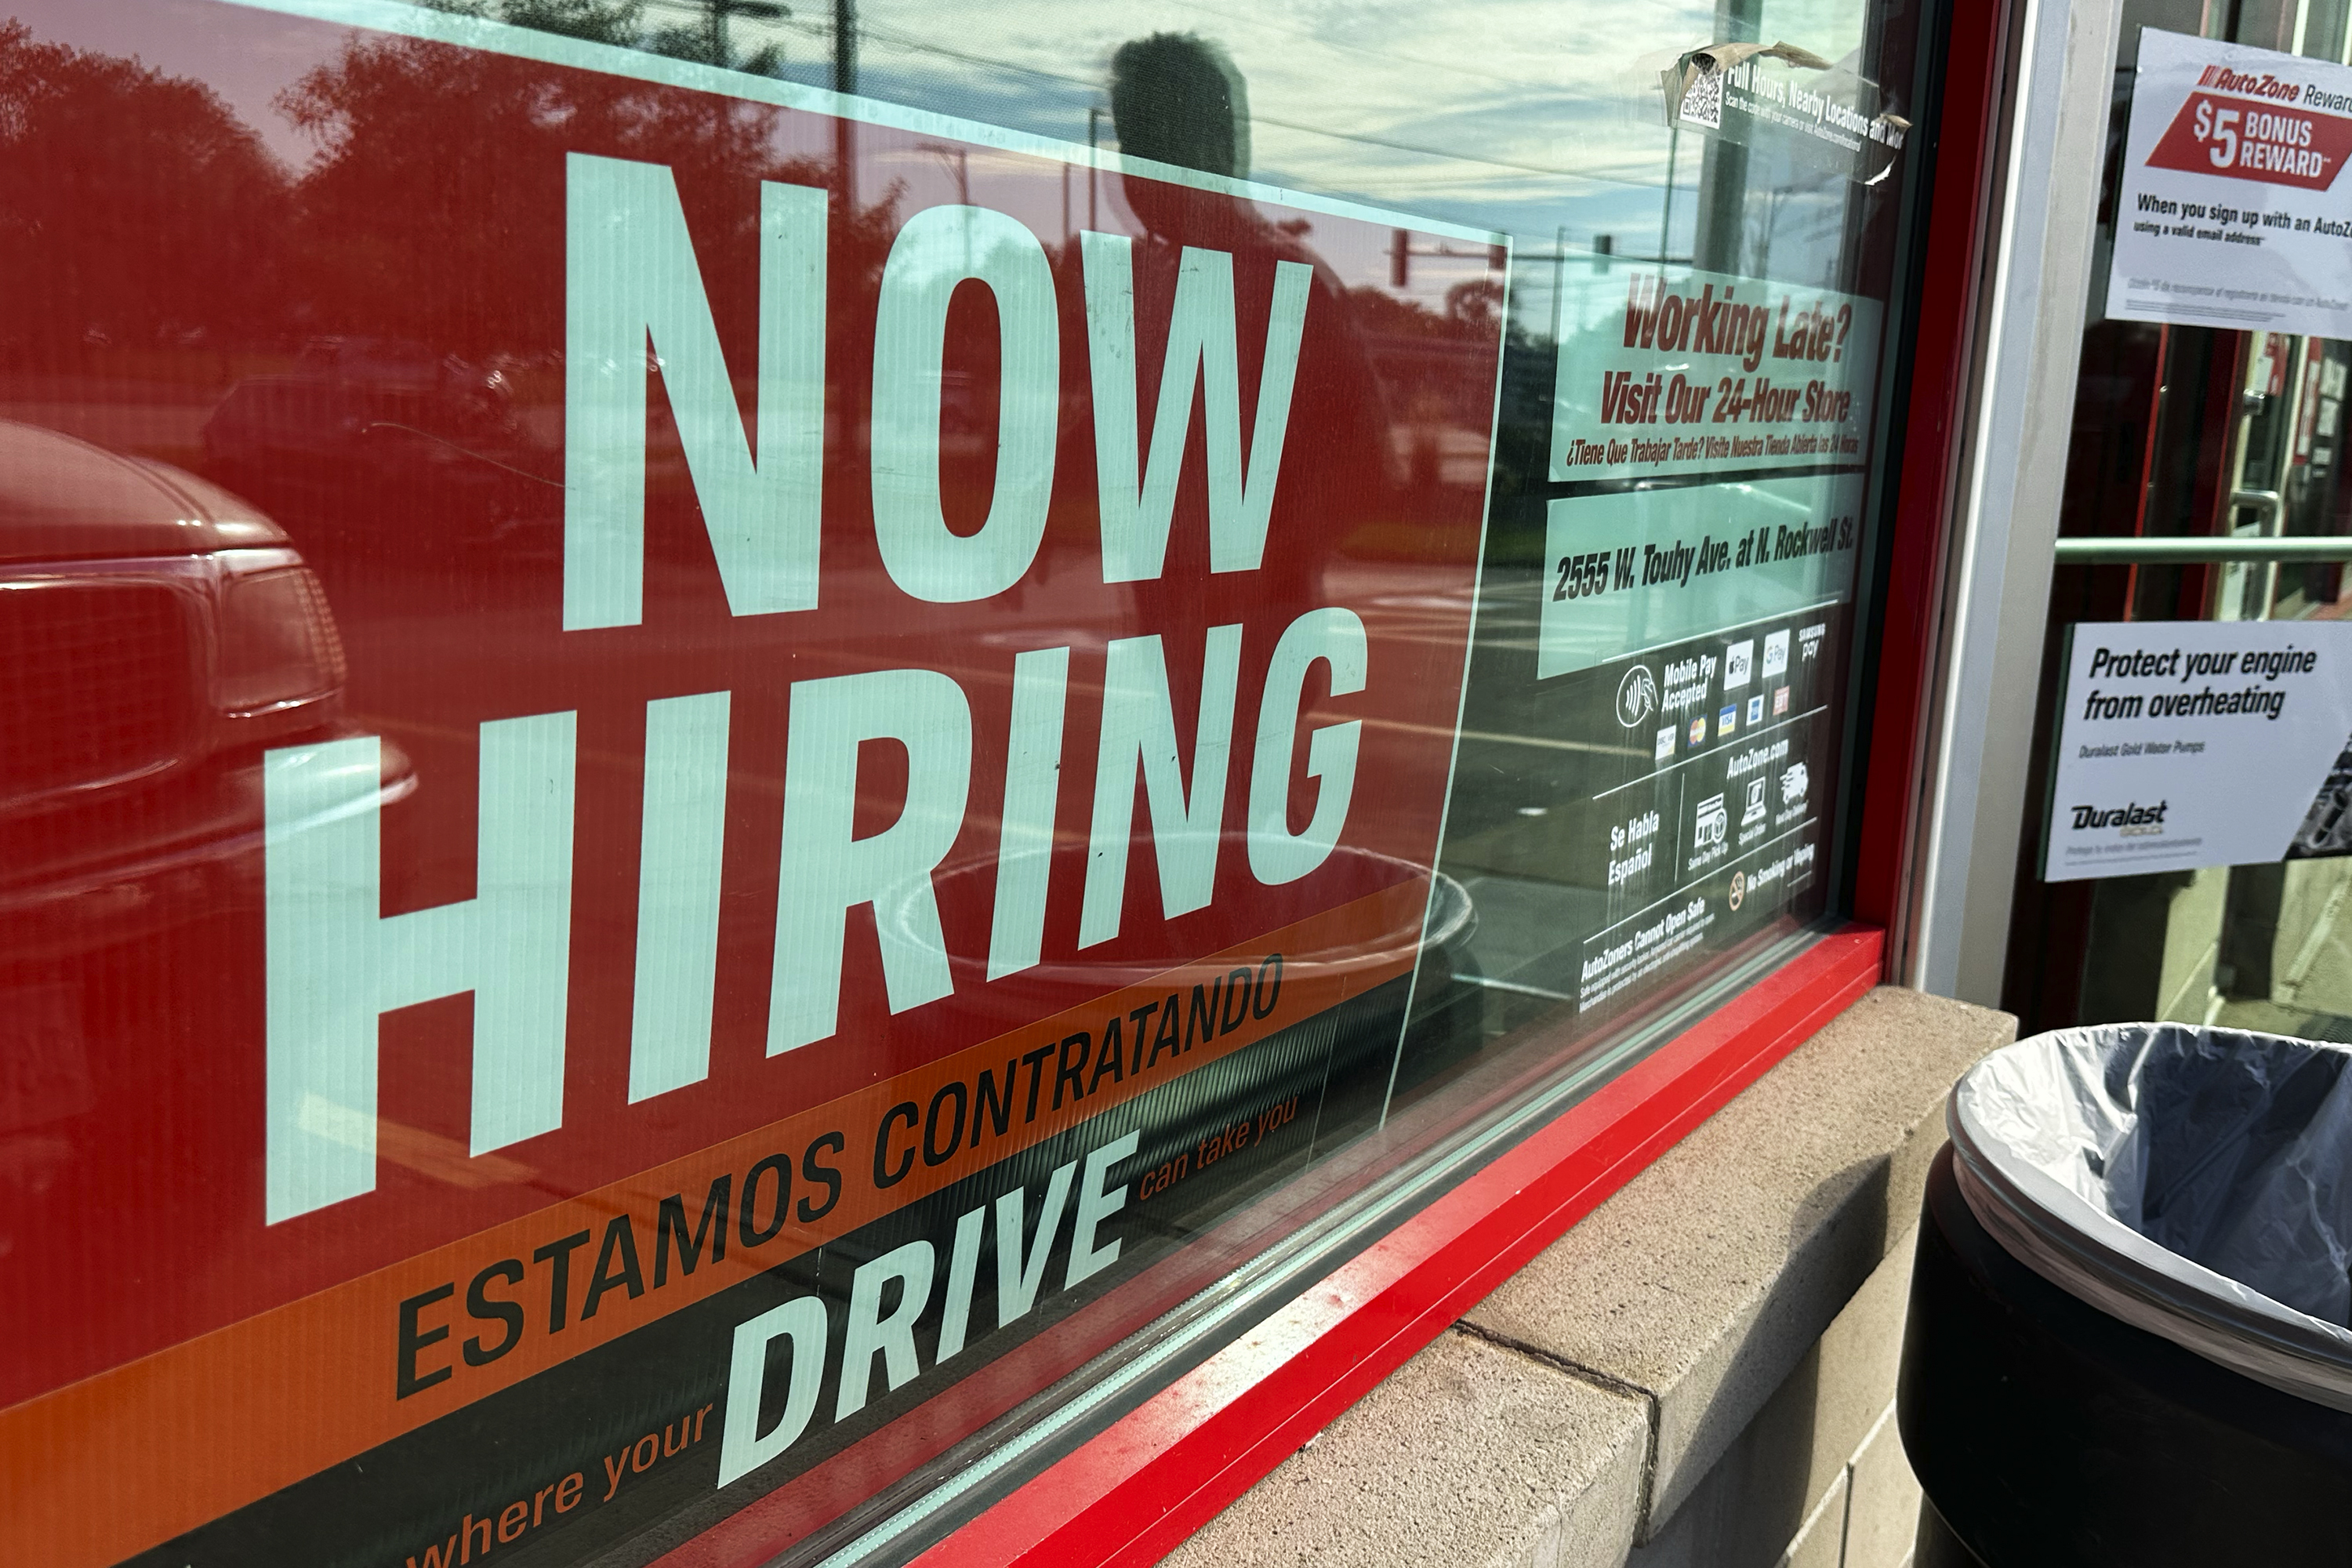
1724,640 -> 1755,689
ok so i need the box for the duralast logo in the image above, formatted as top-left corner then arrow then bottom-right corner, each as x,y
2071,799 -> 2169,833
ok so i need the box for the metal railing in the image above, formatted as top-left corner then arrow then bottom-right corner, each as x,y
2053,535 -> 2352,564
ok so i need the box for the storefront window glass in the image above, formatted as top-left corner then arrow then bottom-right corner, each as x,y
0,1 -> 1940,1562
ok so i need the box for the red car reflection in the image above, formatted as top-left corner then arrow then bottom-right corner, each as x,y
200,337 -> 548,563
0,418 -> 408,957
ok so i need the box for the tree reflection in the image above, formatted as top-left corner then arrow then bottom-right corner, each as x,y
0,21 -> 287,366
0,5 -> 894,372
278,17 -> 890,361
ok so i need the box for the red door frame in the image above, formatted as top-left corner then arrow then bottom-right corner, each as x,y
664,0 -> 2010,1559
1851,0 -> 2016,939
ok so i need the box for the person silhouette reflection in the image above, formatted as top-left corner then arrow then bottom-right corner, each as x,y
1108,31 -> 1253,191
1085,31 -> 1397,616
1089,37 -> 1490,1107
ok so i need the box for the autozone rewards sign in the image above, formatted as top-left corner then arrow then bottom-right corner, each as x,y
0,4 -> 1503,1565
2109,29 -> 2352,338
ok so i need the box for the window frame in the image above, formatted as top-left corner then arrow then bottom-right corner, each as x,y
633,0 -> 2017,1559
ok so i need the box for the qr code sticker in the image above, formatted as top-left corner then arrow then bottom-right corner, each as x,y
1679,65 -> 1724,129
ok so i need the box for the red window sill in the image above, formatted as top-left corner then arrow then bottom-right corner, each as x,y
922,923 -> 1887,1566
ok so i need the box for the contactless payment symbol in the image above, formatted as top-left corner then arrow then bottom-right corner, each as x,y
1616,664 -> 1659,728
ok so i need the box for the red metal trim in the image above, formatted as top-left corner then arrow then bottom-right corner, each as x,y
921,925 -> 1885,1566
1850,0 -> 2013,934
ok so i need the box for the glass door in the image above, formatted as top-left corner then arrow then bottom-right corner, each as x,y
2005,0 -> 2352,1037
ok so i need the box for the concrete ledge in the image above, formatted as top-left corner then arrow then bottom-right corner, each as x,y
1162,1332 -> 1650,1568
1168,985 -> 2015,1565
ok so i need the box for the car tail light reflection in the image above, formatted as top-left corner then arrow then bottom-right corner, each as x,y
214,561 -> 344,717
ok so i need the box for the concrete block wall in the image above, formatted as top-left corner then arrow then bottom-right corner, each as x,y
1161,987 -> 2013,1567
1626,1224 -> 1923,1568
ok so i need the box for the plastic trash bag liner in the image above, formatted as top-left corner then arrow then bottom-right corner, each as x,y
1951,1023 -> 2352,1410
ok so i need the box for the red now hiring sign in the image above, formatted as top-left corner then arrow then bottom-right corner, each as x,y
0,2 -> 1504,1563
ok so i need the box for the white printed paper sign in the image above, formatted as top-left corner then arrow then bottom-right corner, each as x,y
2107,31 -> 2352,339
1537,474 -> 1861,679
1549,265 -> 1882,482
2045,621 -> 2352,881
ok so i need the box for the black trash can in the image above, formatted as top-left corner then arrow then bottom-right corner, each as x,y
1899,1023 -> 2352,1566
